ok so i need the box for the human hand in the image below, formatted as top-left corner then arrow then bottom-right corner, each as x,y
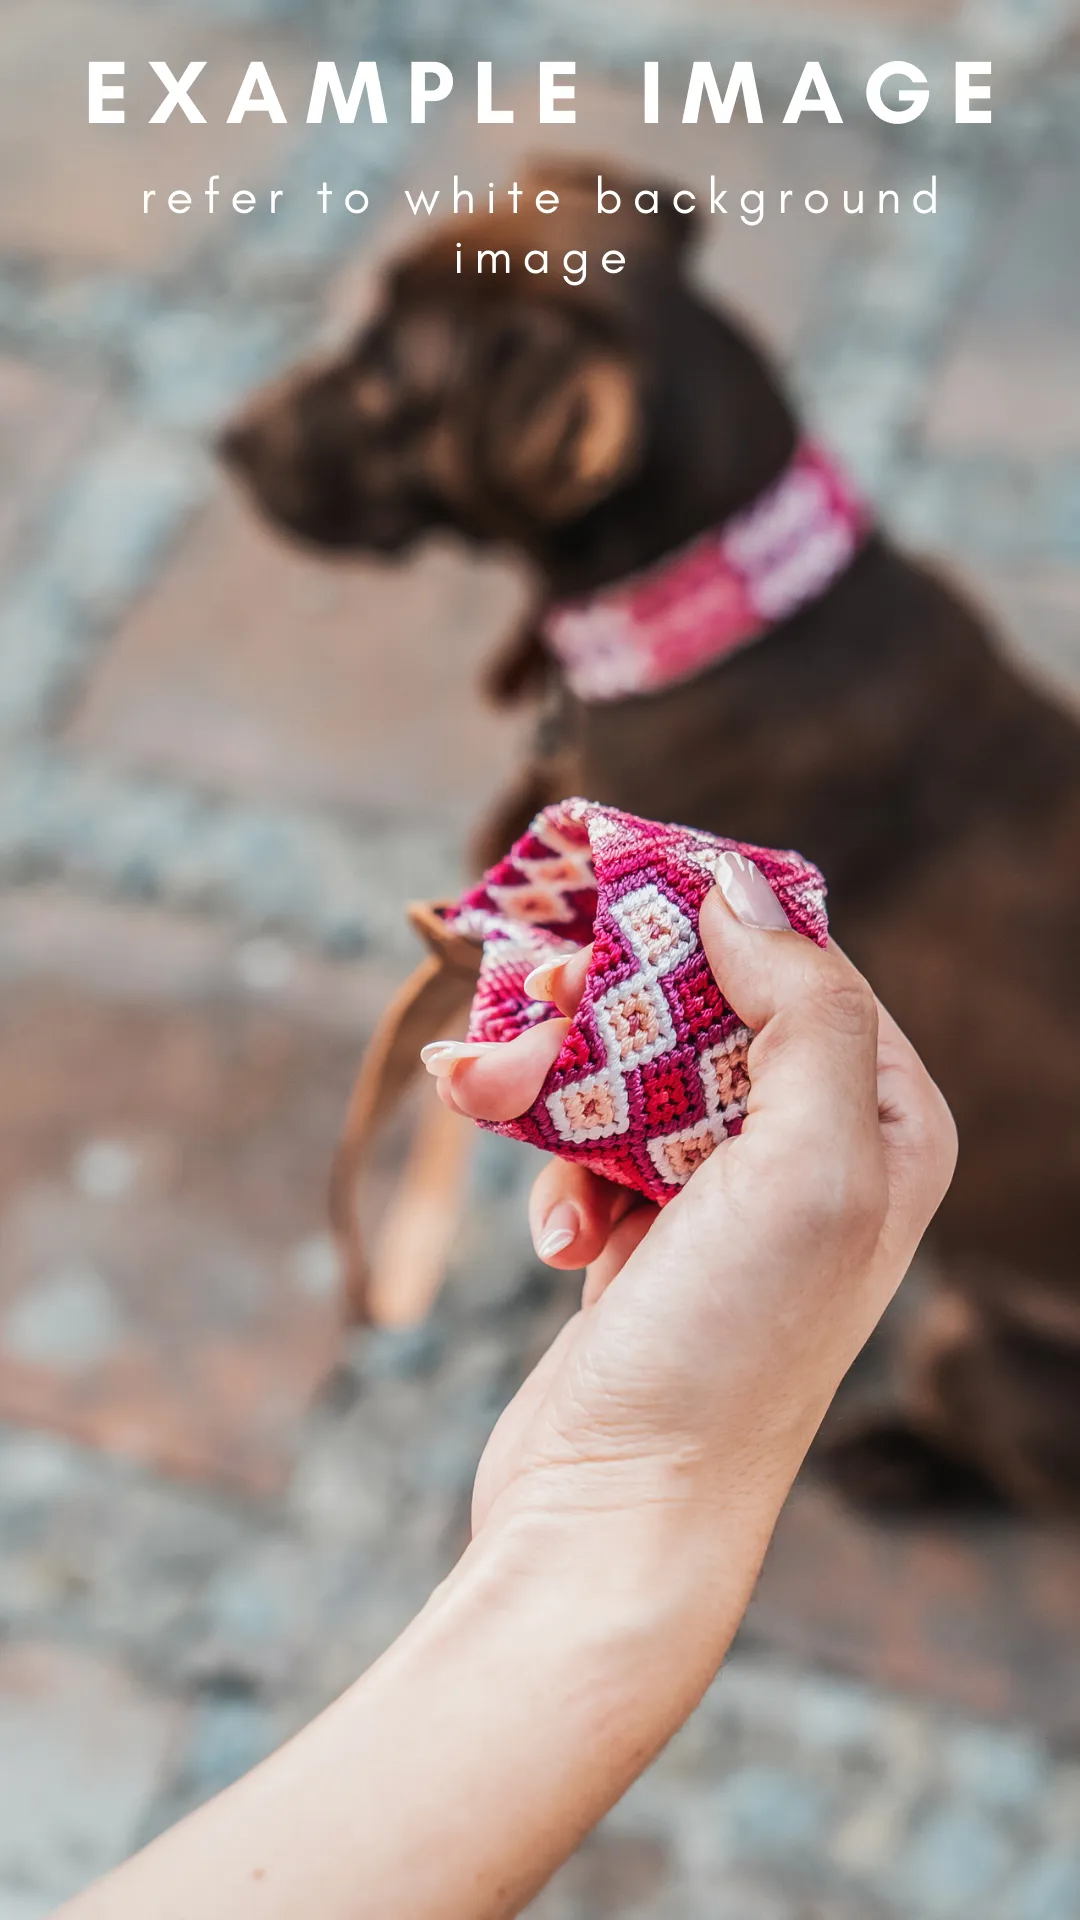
423,854 -> 956,1566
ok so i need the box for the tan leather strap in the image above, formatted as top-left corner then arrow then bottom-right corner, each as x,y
330,902 -> 483,1323
363,1095 -> 475,1328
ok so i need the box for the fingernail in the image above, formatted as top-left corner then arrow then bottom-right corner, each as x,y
420,1040 -> 493,1075
523,959 -> 566,1002
714,852 -> 792,931
535,1201 -> 581,1262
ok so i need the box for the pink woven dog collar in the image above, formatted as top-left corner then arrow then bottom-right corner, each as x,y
446,800 -> 828,1205
542,440 -> 869,702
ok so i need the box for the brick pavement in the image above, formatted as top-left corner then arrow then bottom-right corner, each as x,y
1,0 -> 1080,1913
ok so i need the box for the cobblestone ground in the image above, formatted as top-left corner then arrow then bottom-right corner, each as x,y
2,1 -> 1080,1913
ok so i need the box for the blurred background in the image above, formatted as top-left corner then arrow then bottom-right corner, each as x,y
1,1 -> 1080,1914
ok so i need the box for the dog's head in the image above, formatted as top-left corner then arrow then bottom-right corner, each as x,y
221,161 -> 789,570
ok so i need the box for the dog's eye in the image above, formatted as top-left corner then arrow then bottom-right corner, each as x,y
353,374 -> 395,422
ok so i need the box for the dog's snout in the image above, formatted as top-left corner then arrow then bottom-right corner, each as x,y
218,415 -> 257,472
218,358 -> 446,552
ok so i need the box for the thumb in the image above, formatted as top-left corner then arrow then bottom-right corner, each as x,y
699,859 -> 880,1149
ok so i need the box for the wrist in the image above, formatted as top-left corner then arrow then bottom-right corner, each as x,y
454,1486 -> 775,1683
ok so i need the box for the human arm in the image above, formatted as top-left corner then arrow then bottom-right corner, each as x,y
60,860 -> 955,1920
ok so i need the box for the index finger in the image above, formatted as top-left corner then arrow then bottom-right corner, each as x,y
427,945 -> 593,1122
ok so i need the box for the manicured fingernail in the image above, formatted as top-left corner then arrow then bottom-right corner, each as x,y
536,1202 -> 581,1262
420,1040 -> 492,1074
523,959 -> 566,1002
714,852 -> 792,931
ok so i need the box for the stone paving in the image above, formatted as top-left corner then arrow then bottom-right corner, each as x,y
1,0 -> 1080,1913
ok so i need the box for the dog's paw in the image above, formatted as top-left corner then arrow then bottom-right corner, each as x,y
818,1418 -> 1006,1515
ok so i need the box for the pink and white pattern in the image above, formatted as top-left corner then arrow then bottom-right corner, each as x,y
445,800 -> 828,1206
542,441 -> 869,703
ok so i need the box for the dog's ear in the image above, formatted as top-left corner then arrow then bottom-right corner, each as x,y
475,307 -> 642,524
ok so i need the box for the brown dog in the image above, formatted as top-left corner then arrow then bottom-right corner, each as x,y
222,163 -> 1080,1516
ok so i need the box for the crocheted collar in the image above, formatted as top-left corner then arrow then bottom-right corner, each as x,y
541,440 -> 870,703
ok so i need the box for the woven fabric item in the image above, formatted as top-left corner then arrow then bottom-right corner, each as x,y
446,799 -> 828,1205
541,440 -> 869,702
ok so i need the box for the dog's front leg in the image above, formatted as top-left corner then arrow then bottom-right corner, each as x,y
480,613 -> 552,708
